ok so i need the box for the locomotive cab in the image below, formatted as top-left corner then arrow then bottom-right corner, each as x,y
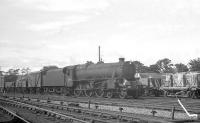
120,78 -> 143,98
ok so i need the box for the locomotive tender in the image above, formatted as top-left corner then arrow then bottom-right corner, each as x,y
3,58 -> 142,99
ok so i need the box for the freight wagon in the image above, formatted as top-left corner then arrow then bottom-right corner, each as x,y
0,71 -> 4,92
137,73 -> 165,96
161,72 -> 200,98
15,71 -> 41,94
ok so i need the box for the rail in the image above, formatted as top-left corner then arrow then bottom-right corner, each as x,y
3,96 -> 200,122
1,97 -> 166,123
0,98 -> 90,123
0,105 -> 31,123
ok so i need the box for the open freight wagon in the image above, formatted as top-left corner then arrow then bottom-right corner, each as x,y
137,73 -> 164,96
161,72 -> 200,98
0,71 -> 4,93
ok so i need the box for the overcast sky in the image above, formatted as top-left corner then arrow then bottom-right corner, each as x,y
1,0 -> 200,71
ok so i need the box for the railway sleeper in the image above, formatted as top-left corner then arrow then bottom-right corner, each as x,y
91,113 -> 99,117
63,118 -> 72,122
35,109 -> 42,114
59,116 -> 66,120
47,112 -> 52,117
44,112 -> 49,116
30,108 -> 37,113
74,109 -> 82,113
120,117 -> 129,122
82,112 -> 91,116
51,113 -> 56,118
107,115 -> 117,120
100,113 -> 113,120
81,117 -> 90,121
83,111 -> 90,115
129,118 -> 140,123
56,115 -> 61,119
68,108 -> 74,112
65,107 -> 70,111
43,111 -> 48,115
56,106 -> 61,110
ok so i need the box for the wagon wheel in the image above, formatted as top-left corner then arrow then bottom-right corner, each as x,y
164,91 -> 168,97
154,90 -> 160,97
74,89 -> 82,97
84,89 -> 93,97
186,91 -> 192,98
74,86 -> 82,97
119,90 -> 127,99
132,90 -> 139,99
106,90 -> 113,98
95,89 -> 105,97
64,88 -> 72,96
191,91 -> 197,99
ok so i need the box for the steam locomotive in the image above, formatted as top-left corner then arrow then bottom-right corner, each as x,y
2,58 -> 143,99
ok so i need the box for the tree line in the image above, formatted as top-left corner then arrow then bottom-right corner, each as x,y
3,68 -> 30,82
2,57 -> 200,82
133,57 -> 200,73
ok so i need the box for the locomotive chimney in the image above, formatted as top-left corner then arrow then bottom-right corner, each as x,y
99,46 -> 101,62
119,58 -> 125,62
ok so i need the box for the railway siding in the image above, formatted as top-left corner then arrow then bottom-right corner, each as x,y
1,97 -> 169,123
10,93 -> 199,112
0,105 -> 31,123
0,107 -> 14,122
2,93 -> 200,122
0,98 -> 91,123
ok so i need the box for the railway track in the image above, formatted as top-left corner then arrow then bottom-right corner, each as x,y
0,98 -> 93,123
1,95 -> 200,123
0,96 -> 170,123
0,105 -> 31,123
10,93 -> 200,114
1,95 -> 200,120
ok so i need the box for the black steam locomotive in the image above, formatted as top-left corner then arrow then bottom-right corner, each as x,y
3,58 -> 143,99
